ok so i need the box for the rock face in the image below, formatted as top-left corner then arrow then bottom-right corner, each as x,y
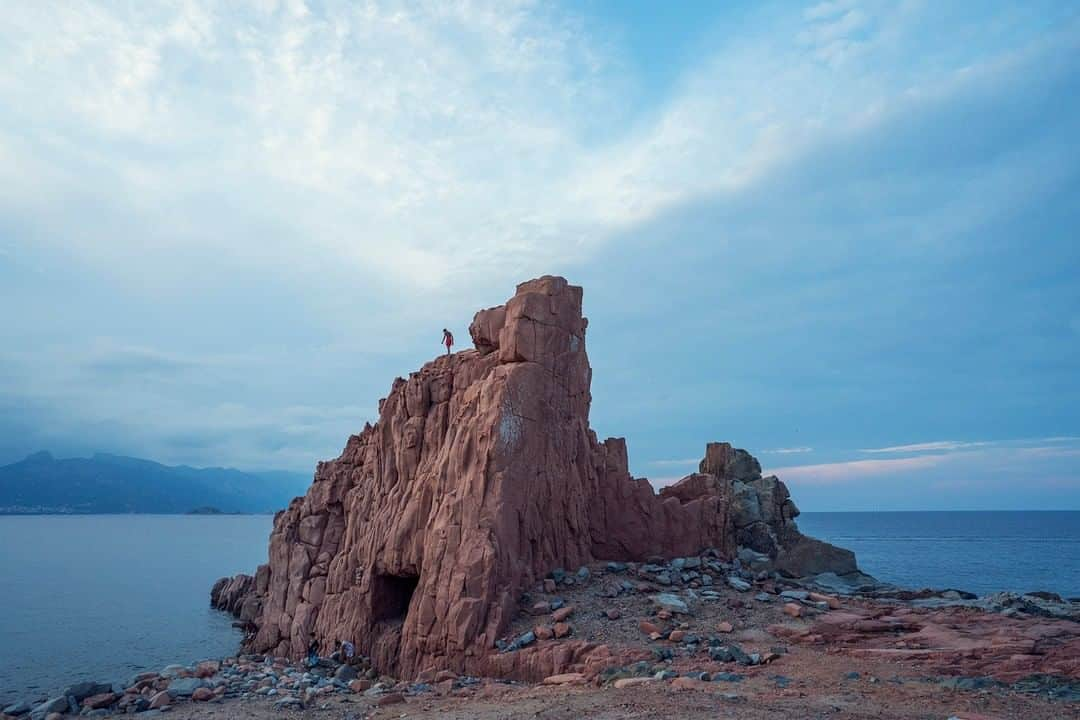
212,276 -> 856,679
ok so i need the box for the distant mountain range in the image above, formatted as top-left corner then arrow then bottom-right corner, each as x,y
0,451 -> 311,514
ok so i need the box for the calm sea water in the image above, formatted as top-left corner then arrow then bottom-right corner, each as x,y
1,511 -> 1078,703
799,510 -> 1080,599
0,515 -> 272,705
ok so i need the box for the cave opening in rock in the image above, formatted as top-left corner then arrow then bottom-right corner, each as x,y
372,572 -> 419,623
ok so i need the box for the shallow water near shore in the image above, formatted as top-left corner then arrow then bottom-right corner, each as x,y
1,511 -> 1077,704
0,514 -> 272,705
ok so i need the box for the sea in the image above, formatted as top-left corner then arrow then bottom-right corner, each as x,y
0,510 -> 1078,704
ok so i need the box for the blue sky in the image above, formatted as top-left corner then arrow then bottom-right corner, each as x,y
1,1 -> 1077,510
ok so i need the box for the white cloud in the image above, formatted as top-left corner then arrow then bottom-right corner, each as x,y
763,447 -> 814,454
649,457 -> 700,467
767,453 -> 952,485
0,1 -> 1074,470
2,0 -> 1061,295
860,440 -> 989,454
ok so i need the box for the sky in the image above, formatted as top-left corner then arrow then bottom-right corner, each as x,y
1,0 -> 1078,510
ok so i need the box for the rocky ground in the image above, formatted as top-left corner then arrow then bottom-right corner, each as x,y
6,552 -> 1078,720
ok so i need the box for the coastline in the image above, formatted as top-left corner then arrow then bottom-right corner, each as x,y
5,558 -> 1077,719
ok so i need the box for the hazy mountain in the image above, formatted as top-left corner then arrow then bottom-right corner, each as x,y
0,451 -> 310,514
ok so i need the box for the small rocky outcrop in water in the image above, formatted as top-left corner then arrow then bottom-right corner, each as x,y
211,276 -> 858,679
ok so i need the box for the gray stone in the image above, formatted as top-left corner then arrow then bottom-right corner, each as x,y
708,644 -> 751,665
576,566 -> 590,581
650,593 -> 690,615
29,696 -> 68,720
712,672 -> 744,682
731,481 -> 763,528
811,571 -> 883,596
4,700 -> 31,716
726,576 -> 751,592
606,562 -> 627,573
334,664 -> 358,682
509,630 -> 536,650
670,558 -> 686,571
160,664 -> 190,679
61,682 -> 112,701
754,592 -> 773,602
167,677 -> 208,698
654,572 -> 672,586
775,536 -> 857,578
780,590 -> 809,601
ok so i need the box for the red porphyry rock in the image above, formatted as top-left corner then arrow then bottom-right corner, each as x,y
534,625 -> 554,640
553,622 -> 572,639
82,693 -> 118,710
809,592 -> 840,609
376,692 -> 406,706
210,276 -> 858,680
791,604 -> 1080,683
149,691 -> 171,709
717,621 -> 734,633
194,660 -> 220,678
783,602 -> 803,618
551,606 -> 574,622
639,620 -> 661,636
542,672 -> 586,685
191,687 -> 215,702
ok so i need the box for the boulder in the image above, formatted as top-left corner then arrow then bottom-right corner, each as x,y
3,700 -> 31,716
80,693 -> 117,710
650,593 -> 690,615
60,682 -> 111,702
376,693 -> 405,706
28,697 -> 67,720
190,687 -> 215,702
334,664 -> 358,682
166,678 -> 207,698
209,276 -> 861,680
148,692 -> 171,709
542,673 -> 585,685
775,537 -> 857,578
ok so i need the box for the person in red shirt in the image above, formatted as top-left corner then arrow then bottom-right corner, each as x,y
442,328 -> 454,355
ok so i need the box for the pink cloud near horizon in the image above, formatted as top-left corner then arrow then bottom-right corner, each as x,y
766,453 -> 953,486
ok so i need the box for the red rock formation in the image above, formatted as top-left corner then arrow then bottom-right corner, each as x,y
772,603 -> 1080,682
213,276 -> 854,679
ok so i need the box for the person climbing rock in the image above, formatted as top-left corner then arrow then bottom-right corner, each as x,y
342,639 -> 356,665
307,633 -> 319,668
442,328 -> 454,355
